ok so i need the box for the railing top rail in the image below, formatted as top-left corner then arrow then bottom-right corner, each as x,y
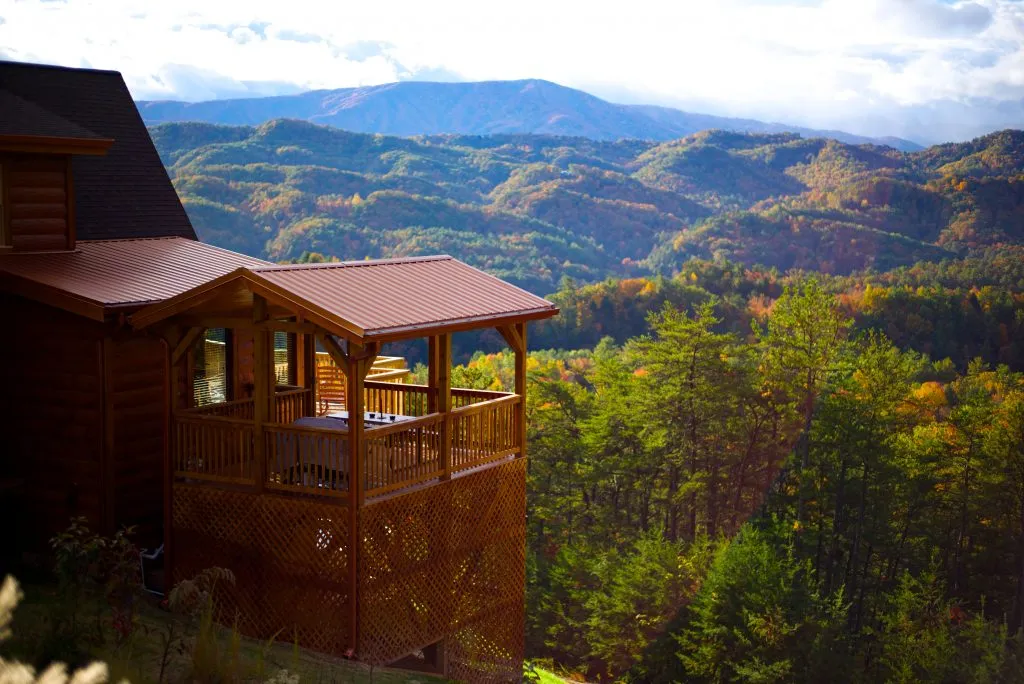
172,411 -> 254,426
451,393 -> 521,416
452,387 -> 514,399
179,396 -> 255,414
364,380 -> 433,393
263,421 -> 349,438
276,387 -> 311,396
364,412 -> 443,438
366,368 -> 410,380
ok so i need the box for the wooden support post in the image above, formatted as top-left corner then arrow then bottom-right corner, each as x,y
297,332 -> 316,416
516,322 -> 527,457
253,296 -> 272,491
345,339 -> 376,659
499,322 -> 528,458
427,335 -> 439,414
436,334 -> 452,480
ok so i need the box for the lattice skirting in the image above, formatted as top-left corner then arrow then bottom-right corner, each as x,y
359,458 -> 526,681
172,484 -> 352,654
172,458 -> 526,682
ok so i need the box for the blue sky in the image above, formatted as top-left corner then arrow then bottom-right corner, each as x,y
1,0 -> 1022,142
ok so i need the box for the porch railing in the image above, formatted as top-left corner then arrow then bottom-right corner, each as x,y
451,395 -> 521,472
274,387 -> 312,423
188,397 -> 255,420
171,413 -> 255,484
364,413 -> 445,497
264,423 -> 349,497
364,381 -> 433,417
452,387 -> 513,410
173,386 -> 523,500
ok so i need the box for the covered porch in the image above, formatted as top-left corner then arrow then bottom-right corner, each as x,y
131,255 -> 557,677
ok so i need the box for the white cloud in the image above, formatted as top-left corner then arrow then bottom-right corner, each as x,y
0,0 -> 1021,140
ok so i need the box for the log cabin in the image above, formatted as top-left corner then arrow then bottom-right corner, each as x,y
0,61 -> 558,681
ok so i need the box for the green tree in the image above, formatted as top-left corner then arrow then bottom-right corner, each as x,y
677,523 -> 848,683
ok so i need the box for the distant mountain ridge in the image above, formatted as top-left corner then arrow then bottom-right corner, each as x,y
137,79 -> 923,151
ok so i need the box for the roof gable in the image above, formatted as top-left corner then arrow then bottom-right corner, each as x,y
0,61 -> 196,241
131,255 -> 559,341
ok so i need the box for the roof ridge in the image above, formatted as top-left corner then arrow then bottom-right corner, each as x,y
78,236 -> 184,243
0,59 -> 123,76
253,255 -> 453,272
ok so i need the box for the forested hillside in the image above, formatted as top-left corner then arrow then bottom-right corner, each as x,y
153,122 -> 1023,293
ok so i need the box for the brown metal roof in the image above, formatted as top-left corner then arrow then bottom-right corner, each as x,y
131,255 -> 559,340
253,256 -> 558,337
0,237 -> 269,320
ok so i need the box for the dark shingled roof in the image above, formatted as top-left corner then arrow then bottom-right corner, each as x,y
0,90 -> 105,139
0,61 -> 196,241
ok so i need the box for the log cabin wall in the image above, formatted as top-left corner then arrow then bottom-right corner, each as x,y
2,154 -> 73,252
0,294 -> 104,547
103,333 -> 167,546
0,293 -> 170,550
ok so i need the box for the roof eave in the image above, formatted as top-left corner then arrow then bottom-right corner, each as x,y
0,270 -> 107,321
364,306 -> 560,343
0,134 -> 114,156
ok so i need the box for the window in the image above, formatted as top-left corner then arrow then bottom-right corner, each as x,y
193,329 -> 229,406
274,331 -> 296,386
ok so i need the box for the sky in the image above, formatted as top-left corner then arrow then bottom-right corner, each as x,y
1,0 -> 1022,142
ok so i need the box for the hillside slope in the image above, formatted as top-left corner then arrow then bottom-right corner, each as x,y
152,122 -> 1024,293
139,79 -> 922,151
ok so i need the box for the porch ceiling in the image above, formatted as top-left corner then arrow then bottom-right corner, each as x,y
129,255 -> 558,342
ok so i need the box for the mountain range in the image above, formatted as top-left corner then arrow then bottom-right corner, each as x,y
150,118 -> 1023,295
138,79 -> 923,152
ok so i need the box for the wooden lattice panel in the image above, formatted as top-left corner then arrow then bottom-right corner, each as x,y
173,484 -> 352,654
358,459 -> 526,681
448,600 -> 526,683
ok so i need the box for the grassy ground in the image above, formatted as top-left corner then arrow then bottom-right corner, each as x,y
534,668 -> 566,684
528,664 -> 581,684
2,580 -> 444,684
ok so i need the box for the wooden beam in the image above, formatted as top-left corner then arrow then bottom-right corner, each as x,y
497,324 -> 525,354
346,339 -> 374,658
171,326 -> 205,366
0,133 -> 114,155
297,333 -> 317,415
162,324 -> 190,412
253,296 -> 271,492
515,322 -> 527,458
175,315 -> 319,334
268,320 -> 318,334
437,333 -> 452,480
350,340 -> 380,363
427,336 -> 439,414
362,308 -> 557,344
317,332 -> 349,369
